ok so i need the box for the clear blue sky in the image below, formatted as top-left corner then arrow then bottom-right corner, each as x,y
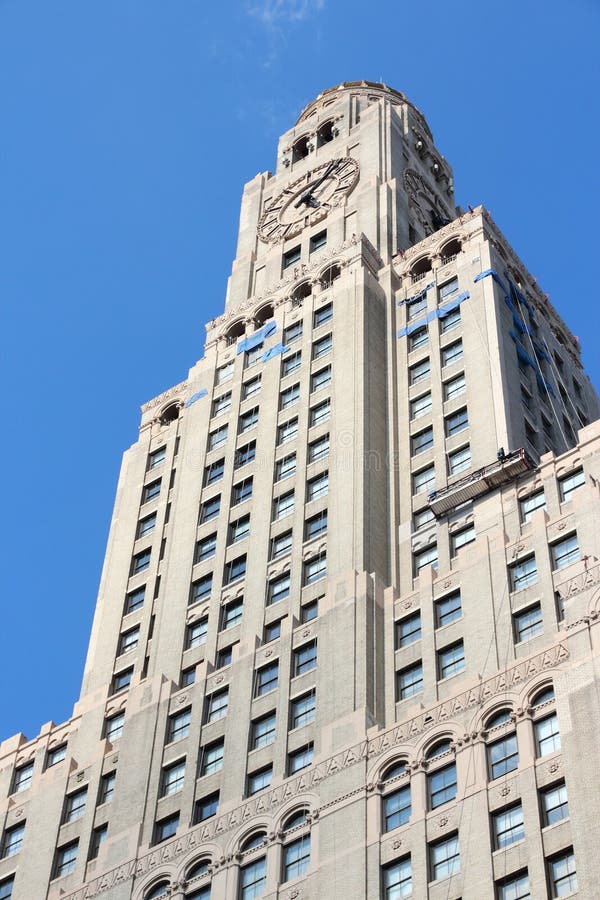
1,0 -> 599,742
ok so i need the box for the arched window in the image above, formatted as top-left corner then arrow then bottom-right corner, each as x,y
291,282 -> 312,307
320,264 -> 341,290
531,685 -> 554,707
240,831 -> 267,852
425,739 -> 452,760
292,136 -> 310,162
486,710 -> 518,781
283,809 -> 309,831
224,320 -> 246,346
316,121 -> 335,147
381,759 -> 407,782
410,257 -> 432,284
159,404 -> 180,426
425,740 -> 456,811
440,239 -> 462,263
381,761 -> 411,833
186,859 -> 210,880
485,708 -> 512,730
145,883 -> 170,900
254,304 -> 274,327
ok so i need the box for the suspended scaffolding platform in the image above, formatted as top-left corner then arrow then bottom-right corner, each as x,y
428,447 -> 535,517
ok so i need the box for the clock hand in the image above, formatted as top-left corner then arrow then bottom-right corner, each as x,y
293,160 -> 337,209
310,160 -> 336,192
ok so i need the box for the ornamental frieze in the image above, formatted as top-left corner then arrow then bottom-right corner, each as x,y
141,380 -> 188,413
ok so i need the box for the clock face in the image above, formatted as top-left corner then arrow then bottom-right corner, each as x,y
257,157 -> 359,243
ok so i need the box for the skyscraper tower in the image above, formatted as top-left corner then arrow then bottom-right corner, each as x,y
3,81 -> 600,900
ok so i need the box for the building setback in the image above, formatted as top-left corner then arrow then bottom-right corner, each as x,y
2,81 -> 600,900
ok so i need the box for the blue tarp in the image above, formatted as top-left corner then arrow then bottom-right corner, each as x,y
262,343 -> 290,362
184,389 -> 208,408
236,320 -> 277,355
397,291 -> 470,338
398,281 -> 435,306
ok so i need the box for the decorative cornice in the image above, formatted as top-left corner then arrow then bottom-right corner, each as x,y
141,381 -> 188,414
61,642 -> 569,900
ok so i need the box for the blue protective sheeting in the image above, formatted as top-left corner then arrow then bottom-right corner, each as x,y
236,320 -> 277,355
262,343 -> 290,362
398,281 -> 435,306
184,389 -> 208,407
474,268 -> 510,302
397,290 -> 470,337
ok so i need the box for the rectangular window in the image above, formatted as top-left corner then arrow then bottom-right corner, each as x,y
437,641 -> 465,679
125,586 -> 145,614
312,333 -> 332,359
510,555 -> 538,591
111,667 -> 133,694
439,277 -> 459,300
255,661 -> 279,696
282,349 -> 302,375
245,345 -> 263,369
229,514 -> 251,544
98,772 -> 116,805
212,391 -> 231,417
148,446 -> 166,470
240,858 -> 267,899
224,555 -> 246,584
195,792 -> 219,822
541,781 -> 569,826
413,543 -> 438,575
208,425 -> 228,450
235,440 -> 256,468
118,626 -> 139,655
273,490 -> 295,520
11,763 -> 33,794
308,434 -> 329,462
408,325 -> 428,350
520,489 -> 546,523
448,444 -> 471,475
283,835 -> 311,881
2,824 -> 25,859
412,464 -> 435,495
216,645 -> 234,669
513,604 -> 543,643
251,712 -> 276,750
441,339 -> 463,367
310,230 -> 327,255
232,477 -> 253,505
397,661 -> 423,700
167,708 -> 191,743
278,417 -> 298,445
450,524 -> 475,556
293,640 -> 317,677
395,612 -> 421,648
383,857 -> 412,899
407,295 -> 427,320
53,840 -> 78,878
186,618 -> 208,649
435,591 -> 461,628
290,691 -> 316,729
497,872 -> 530,900
243,374 -> 262,399
264,619 -> 282,642
205,689 -> 228,723
301,599 -> 319,622
445,407 -> 468,436
216,360 -> 234,384
190,573 -> 212,604
204,458 -> 225,486
283,321 -> 303,344
276,453 -> 297,481
288,743 -> 314,774
131,548 -> 151,575
440,307 -> 461,332
307,471 -> 328,501
195,532 -> 217,563
411,427 -> 433,456
413,506 -> 435,530
248,765 -> 272,795
271,530 -> 293,559
221,599 -> 243,629
105,713 -> 125,742
410,392 -> 432,420
409,357 -> 430,385
430,833 -> 460,880
551,533 -> 580,570
267,572 -> 290,605
559,468 -> 584,503
283,245 -> 301,269
428,763 -> 457,809
443,372 -> 465,401
535,714 -> 560,757
142,479 -> 161,504
180,666 -> 196,687
238,407 -> 259,434
200,739 -> 224,775
383,785 -> 411,831
493,803 -> 525,849
280,383 -> 300,409
548,850 -> 577,898
47,744 -> 67,767
199,494 -> 221,523
305,509 -> 327,541
161,760 -> 186,797
154,814 -> 179,844
310,398 -> 331,427
137,513 -> 157,539
488,734 -> 518,779
311,365 -> 331,392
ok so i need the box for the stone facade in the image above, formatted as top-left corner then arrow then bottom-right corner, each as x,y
2,81 -> 600,900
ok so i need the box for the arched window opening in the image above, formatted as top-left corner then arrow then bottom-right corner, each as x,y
485,708 -> 512,730
254,304 -> 274,328
381,760 -> 407,782
320,264 -> 341,290
240,831 -> 267,852
425,739 -> 452,760
531,685 -> 555,708
410,257 -> 432,284
291,282 -> 312,307
225,320 -> 246,346
145,883 -> 170,900
292,136 -> 310,162
283,809 -> 309,831
159,404 -> 180,426
440,239 -> 462,264
186,859 -> 210,880
317,121 -> 335,147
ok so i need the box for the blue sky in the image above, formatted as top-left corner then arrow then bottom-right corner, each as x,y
1,0 -> 599,742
